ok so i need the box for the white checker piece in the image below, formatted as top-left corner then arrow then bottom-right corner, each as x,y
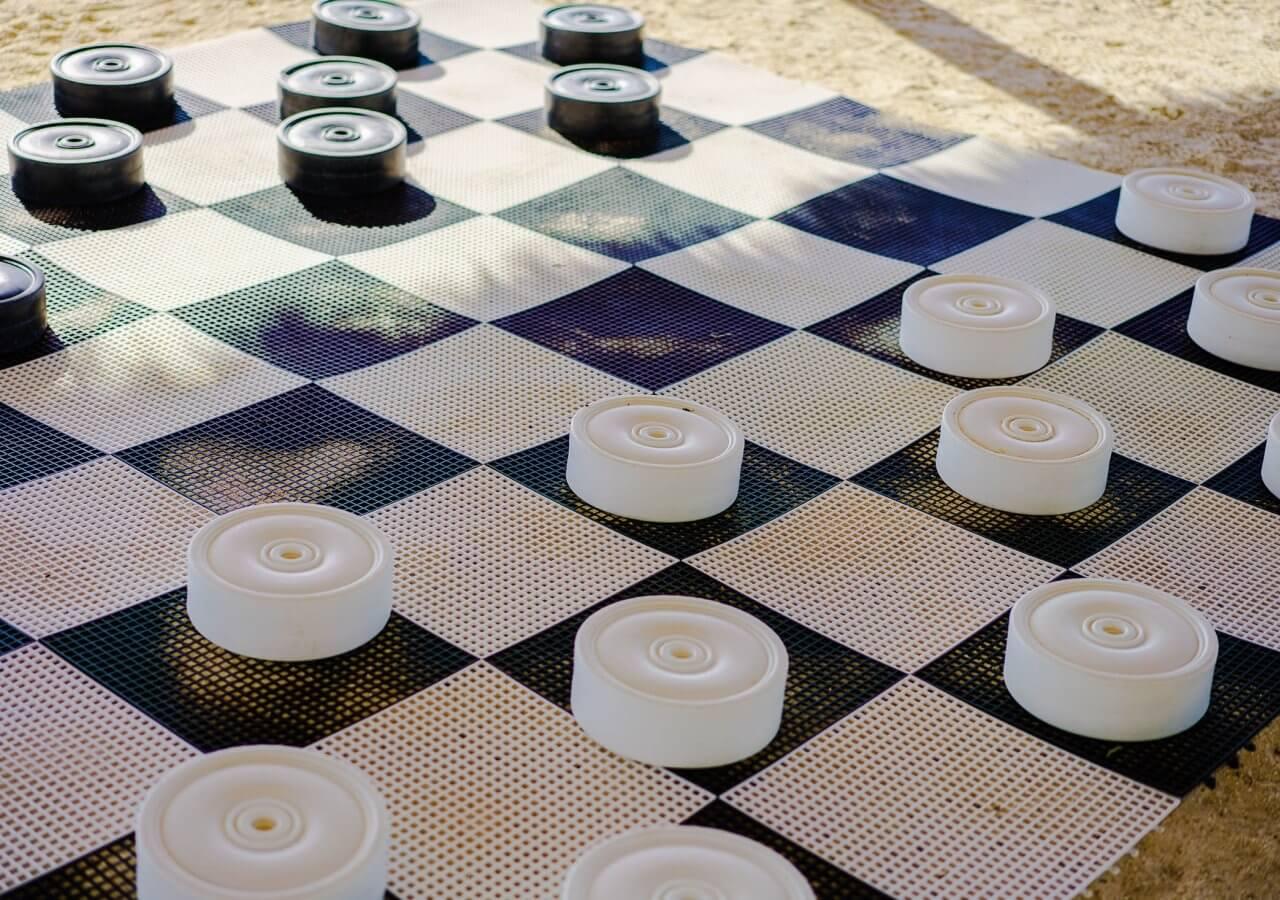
623,127 -> 873,218
934,218 -> 1201,328
0,646 -> 196,892
692,483 -> 1060,671
1023,332 -> 1277,482
406,121 -> 614,214
34,209 -> 328,311
671,331 -> 958,478
325,324 -> 636,462
143,109 -> 281,206
658,52 -> 837,126
0,458 -> 212,637
369,467 -> 671,656
168,28 -> 317,108
399,50 -> 549,120
0,315 -> 305,453
409,0 -> 542,48
1080,488 -> 1280,653
316,663 -> 711,898
885,136 -> 1122,217
342,215 -> 627,321
725,678 -> 1177,900
641,219 -> 922,328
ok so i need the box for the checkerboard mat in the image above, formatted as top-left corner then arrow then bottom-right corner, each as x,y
2,5 -> 1279,898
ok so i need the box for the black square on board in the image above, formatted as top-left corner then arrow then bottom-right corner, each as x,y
5,835 -> 136,899
851,431 -> 1194,568
490,563 -> 904,795
0,616 -> 31,656
118,384 -> 477,515
491,436 -> 838,559
774,174 -> 1029,267
0,402 -> 102,491
45,590 -> 474,752
1204,443 -> 1280,517
918,611 -> 1280,795
0,177 -> 197,246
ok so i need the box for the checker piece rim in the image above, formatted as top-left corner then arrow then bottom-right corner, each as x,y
312,0 -> 421,31
562,825 -> 815,900
136,746 -> 388,899
278,108 -> 406,157
51,42 -> 172,86
549,64 -> 660,103
10,118 -> 142,164
279,57 -> 397,101
542,4 -> 646,33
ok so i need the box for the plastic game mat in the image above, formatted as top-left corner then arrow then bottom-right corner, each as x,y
2,1 -> 1280,897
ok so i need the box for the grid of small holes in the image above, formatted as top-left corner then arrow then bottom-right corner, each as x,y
808,271 -> 1106,391
0,315 -> 305,453
691,483 -> 1060,671
35,209 -> 328,312
657,53 -> 835,127
169,29 -> 315,108
499,105 -> 727,161
640,219 -> 923,329
341,215 -> 629,322
1113,289 -> 1280,394
495,267 -> 791,391
0,646 -> 195,892
684,801 -> 886,898
405,121 -> 615,215
211,183 -> 477,257
142,109 -> 280,206
496,167 -> 756,263
1204,443 -> 1280,516
173,260 -> 477,380
490,562 -> 904,795
725,677 -> 1177,900
1023,332 -> 1279,482
932,219 -> 1201,328
918,611 -> 1280,795
748,96 -> 969,168
45,591 -> 473,751
0,458 -> 210,637
0,402 -> 101,491
117,384 -> 476,516
491,436 -> 839,559
316,663 -> 711,899
851,431 -> 1194,568
398,51 -> 550,122
622,127 -> 872,219
942,217 -> 1198,327
368,467 -> 670,656
324,324 -> 634,462
671,331 -> 957,478
0,178 -> 197,246
5,835 -> 136,899
1078,488 -> 1280,652
21,251 -> 152,349
0,616 -> 30,655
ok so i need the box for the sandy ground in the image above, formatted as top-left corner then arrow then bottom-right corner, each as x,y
0,0 -> 1278,896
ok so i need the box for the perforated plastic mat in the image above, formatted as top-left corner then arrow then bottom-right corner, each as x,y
0,3 -> 1278,897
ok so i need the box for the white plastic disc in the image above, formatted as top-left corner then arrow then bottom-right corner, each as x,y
1004,579 -> 1218,741
187,502 -> 394,661
1115,167 -> 1254,255
1186,267 -> 1280,370
571,595 -> 787,767
566,395 -> 744,522
899,273 -> 1055,378
563,826 -> 815,900
136,746 -> 389,900
936,386 -> 1113,515
1263,410 -> 1280,500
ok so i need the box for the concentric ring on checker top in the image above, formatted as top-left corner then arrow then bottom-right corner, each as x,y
562,826 -> 814,900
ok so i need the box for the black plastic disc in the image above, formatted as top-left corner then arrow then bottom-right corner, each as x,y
0,257 -> 47,354
279,57 -> 398,119
546,64 -> 660,142
7,119 -> 146,206
50,43 -> 174,128
541,4 -> 645,67
278,107 -> 407,196
312,0 -> 421,69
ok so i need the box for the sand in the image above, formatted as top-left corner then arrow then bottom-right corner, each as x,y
0,0 -> 1277,895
